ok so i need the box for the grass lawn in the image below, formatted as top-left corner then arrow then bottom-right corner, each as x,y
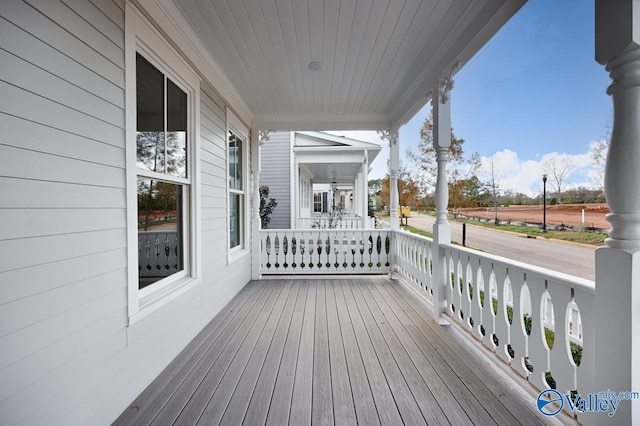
376,211 -> 605,245
457,220 -> 606,246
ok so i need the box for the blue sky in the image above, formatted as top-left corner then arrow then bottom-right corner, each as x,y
337,0 -> 613,196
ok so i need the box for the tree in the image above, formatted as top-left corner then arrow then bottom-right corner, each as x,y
136,131 -> 186,177
449,176 -> 487,212
368,178 -> 382,195
589,139 -> 608,190
542,157 -> 575,205
259,185 -> 277,229
480,156 -> 503,224
368,178 -> 382,215
406,112 -> 471,194
380,168 -> 420,210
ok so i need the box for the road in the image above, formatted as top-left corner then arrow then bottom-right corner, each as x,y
406,213 -> 596,280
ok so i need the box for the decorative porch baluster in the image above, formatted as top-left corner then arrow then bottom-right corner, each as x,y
265,235 -> 272,270
274,235 -> 280,269
282,236 -> 289,269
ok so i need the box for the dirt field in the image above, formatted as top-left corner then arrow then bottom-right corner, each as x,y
459,204 -> 610,229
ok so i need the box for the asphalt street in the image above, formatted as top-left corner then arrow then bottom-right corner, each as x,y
406,213 -> 597,280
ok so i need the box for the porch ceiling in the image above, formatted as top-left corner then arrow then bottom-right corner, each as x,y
172,0 -> 526,130
304,162 -> 362,184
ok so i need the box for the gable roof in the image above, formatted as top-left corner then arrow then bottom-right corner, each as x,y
293,131 -> 382,165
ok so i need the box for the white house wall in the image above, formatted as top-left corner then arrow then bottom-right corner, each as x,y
259,131 -> 291,229
0,1 -> 251,424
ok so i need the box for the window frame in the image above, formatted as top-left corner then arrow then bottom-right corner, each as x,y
314,192 -> 322,213
226,108 -> 250,262
125,4 -> 201,323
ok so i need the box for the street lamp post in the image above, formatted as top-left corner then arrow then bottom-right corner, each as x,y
542,174 -> 547,233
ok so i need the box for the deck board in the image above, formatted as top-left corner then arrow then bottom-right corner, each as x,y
288,279 -> 316,425
331,280 -> 381,426
312,279 -> 334,426
261,280 -> 308,425
338,279 -> 404,426
114,278 -> 565,426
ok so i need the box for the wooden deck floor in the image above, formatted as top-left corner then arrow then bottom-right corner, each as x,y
114,278 -> 562,425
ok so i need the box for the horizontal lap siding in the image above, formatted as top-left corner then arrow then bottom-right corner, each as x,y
0,0 -> 128,424
260,131 -> 291,229
1,1 -> 250,425
91,83 -> 251,424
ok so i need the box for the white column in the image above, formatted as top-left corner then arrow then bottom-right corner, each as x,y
387,129 -> 401,230
431,67 -> 455,323
377,127 -> 400,278
594,2 -> 640,424
362,151 -> 369,221
293,161 -> 300,228
377,128 -> 400,230
353,175 -> 357,216
251,130 -> 269,280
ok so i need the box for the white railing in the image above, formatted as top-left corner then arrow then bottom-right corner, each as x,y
256,226 -> 596,418
394,230 -> 434,296
138,230 -> 181,278
440,242 -> 595,417
387,230 -> 595,418
296,216 -> 365,229
260,229 -> 391,274
378,219 -> 391,229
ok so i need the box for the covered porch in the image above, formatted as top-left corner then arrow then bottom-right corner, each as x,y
115,277 -> 557,425
4,0 -> 640,424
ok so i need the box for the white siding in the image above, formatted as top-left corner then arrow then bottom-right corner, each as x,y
0,1 -> 251,424
260,131 -> 291,228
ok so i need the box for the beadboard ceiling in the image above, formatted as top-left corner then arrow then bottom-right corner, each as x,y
173,0 -> 525,130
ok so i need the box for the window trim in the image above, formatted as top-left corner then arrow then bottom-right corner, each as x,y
125,4 -> 201,323
226,108 -> 249,263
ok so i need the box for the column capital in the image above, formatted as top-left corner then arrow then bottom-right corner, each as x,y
377,126 -> 400,146
438,62 -> 460,104
258,130 -> 273,145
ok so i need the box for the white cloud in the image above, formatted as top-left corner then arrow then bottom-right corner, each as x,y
475,146 -> 602,196
327,129 -> 606,198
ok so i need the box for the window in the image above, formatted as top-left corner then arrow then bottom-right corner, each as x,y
300,179 -> 310,209
136,53 -> 188,290
314,193 -> 322,213
126,4 -> 200,321
313,192 -> 329,213
228,130 -> 243,249
227,110 -> 249,256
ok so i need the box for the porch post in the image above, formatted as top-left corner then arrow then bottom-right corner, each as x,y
293,159 -> 299,229
251,130 -> 269,280
362,151 -> 369,224
594,1 -> 640,423
377,127 -> 400,278
431,69 -> 454,323
386,127 -> 400,231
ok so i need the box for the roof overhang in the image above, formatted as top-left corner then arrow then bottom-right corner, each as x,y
141,0 -> 527,130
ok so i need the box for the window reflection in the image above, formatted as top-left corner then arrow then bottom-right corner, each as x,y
137,178 -> 185,289
136,54 -> 187,178
229,193 -> 241,249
